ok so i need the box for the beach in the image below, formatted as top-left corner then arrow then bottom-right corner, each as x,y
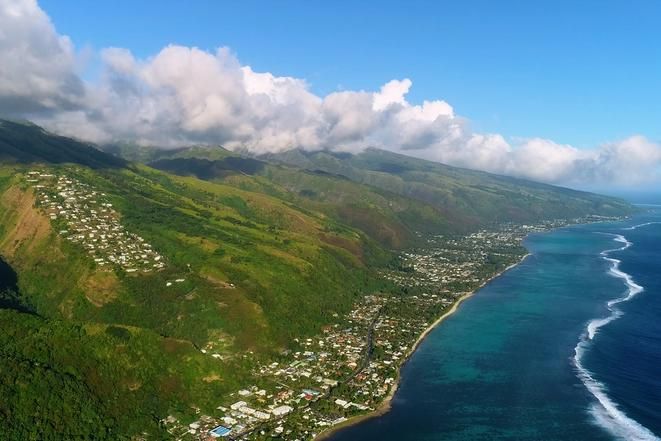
315,253 -> 531,441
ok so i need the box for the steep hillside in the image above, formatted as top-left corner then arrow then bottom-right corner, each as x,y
137,144 -> 634,248
0,121 -> 636,439
148,155 -> 449,248
1,163 -> 388,344
103,142 -> 233,164
0,168 -> 227,439
0,119 -> 126,168
0,124 -> 395,439
260,148 -> 633,228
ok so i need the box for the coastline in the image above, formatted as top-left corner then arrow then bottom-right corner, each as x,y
315,252 -> 532,440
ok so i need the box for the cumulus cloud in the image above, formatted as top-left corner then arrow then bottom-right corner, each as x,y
0,0 -> 84,114
1,0 -> 660,187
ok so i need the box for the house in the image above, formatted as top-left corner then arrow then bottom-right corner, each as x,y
239,406 -> 255,416
230,401 -> 247,411
334,399 -> 350,409
271,405 -> 293,417
254,411 -> 271,420
209,425 -> 232,438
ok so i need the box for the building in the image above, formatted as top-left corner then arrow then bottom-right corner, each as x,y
271,405 -> 293,417
230,401 -> 247,411
209,425 -> 232,438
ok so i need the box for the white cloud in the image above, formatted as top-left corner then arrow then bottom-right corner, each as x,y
0,0 -> 83,114
373,79 -> 412,111
1,0 -> 660,188
101,47 -> 137,75
510,138 -> 585,183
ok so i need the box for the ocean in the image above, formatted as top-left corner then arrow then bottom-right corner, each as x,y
329,207 -> 661,441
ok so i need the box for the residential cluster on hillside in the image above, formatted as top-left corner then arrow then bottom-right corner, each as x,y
26,170 -> 165,273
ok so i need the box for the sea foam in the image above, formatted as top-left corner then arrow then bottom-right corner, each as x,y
573,233 -> 660,441
622,221 -> 661,231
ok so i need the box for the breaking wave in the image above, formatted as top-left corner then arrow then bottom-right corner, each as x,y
573,234 -> 660,441
622,221 -> 661,231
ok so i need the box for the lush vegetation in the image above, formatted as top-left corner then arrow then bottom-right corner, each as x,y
0,160 -> 390,437
142,145 -> 634,249
0,120 -> 635,439
262,148 -> 634,228
0,307 -> 257,440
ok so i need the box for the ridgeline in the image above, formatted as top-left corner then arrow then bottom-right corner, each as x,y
0,120 -> 634,439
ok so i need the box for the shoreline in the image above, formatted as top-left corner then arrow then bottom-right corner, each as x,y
315,252 -> 532,440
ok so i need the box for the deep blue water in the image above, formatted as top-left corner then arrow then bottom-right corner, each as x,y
330,209 -> 661,441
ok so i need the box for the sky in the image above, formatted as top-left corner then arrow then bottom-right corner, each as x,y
1,0 -> 661,190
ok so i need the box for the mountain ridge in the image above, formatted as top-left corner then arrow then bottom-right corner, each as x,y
128,142 -> 633,240
0,119 -> 636,439
0,119 -> 126,169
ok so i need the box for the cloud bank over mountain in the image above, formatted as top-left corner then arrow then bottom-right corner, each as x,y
1,0 -> 660,187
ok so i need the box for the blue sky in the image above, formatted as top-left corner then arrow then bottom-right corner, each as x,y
2,0 -> 660,188
40,0 -> 661,149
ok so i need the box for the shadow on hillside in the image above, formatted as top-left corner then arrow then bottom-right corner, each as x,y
149,157 -> 266,179
0,256 -> 33,314
0,120 -> 126,169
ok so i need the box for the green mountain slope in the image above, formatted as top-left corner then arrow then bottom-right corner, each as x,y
147,155 -> 450,248
0,122 -> 392,439
137,144 -> 633,248
0,120 -> 126,168
260,148 -> 632,229
0,120 -> 635,439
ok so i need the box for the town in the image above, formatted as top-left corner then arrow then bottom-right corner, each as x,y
24,170 -> 621,441
161,219 -> 608,441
